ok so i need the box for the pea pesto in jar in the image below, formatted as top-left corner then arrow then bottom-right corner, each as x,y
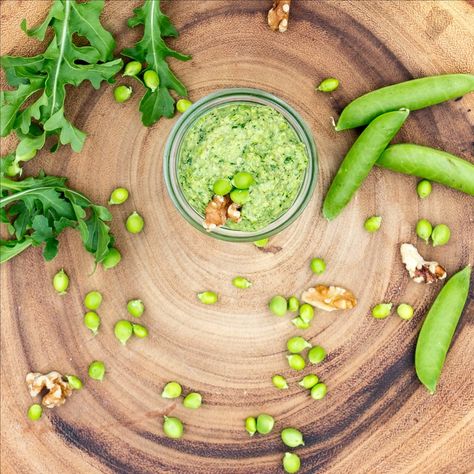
178,104 -> 309,231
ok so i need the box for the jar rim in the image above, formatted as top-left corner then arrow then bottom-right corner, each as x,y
163,88 -> 318,242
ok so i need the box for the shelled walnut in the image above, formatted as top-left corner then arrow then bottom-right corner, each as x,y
302,285 -> 357,311
26,371 -> 73,408
268,0 -> 291,32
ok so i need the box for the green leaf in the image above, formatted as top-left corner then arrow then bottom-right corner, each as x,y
43,238 -> 59,261
0,238 -> 33,263
30,214 -> 54,243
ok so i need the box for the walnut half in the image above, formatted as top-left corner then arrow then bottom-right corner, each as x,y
268,0 -> 291,32
26,371 -> 73,408
302,285 -> 357,311
203,195 -> 241,231
400,243 -> 447,284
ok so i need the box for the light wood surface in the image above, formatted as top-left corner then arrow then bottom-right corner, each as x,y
1,1 -> 473,473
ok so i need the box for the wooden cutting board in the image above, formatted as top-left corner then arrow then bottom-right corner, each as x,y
1,1 -> 473,473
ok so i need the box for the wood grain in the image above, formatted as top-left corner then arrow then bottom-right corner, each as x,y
1,1 -> 473,473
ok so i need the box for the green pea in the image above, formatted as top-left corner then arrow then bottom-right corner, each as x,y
310,257 -> 326,274
232,276 -> 252,289
113,85 -> 132,103
269,295 -> 287,316
53,268 -> 69,294
197,291 -> 218,305
143,70 -> 160,91
245,416 -> 257,436
66,375 -> 83,390
310,382 -> 327,400
287,336 -> 311,353
84,311 -> 101,335
397,303 -> 414,320
431,224 -> 451,247
253,238 -> 269,248
126,211 -> 145,234
317,77 -> 339,92
163,416 -> 184,439
127,299 -> 145,318
27,403 -> 43,421
299,304 -> 314,323
291,317 -> 309,329
272,374 -> 288,390
114,320 -> 133,345
281,427 -> 305,448
162,381 -> 182,399
308,345 -> 326,364
6,161 -> 21,177
283,452 -> 301,474
232,172 -> 254,189
102,248 -> 121,269
213,178 -> 233,196
256,413 -> 274,435
298,374 -> 319,389
88,360 -> 105,381
176,98 -> 192,113
132,323 -> 148,338
108,187 -> 129,205
372,303 -> 392,319
417,180 -> 432,199
183,392 -> 202,409
229,189 -> 249,205
288,296 -> 300,312
84,291 -> 103,310
123,61 -> 142,77
364,216 -> 382,233
287,354 -> 306,371
416,219 -> 433,242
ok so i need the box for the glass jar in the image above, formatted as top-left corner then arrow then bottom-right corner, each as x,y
163,88 -> 318,242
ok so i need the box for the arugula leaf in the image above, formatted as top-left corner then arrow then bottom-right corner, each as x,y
122,0 -> 191,126
0,173 -> 116,266
0,0 -> 123,175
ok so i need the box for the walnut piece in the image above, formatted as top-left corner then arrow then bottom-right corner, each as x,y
302,285 -> 357,311
400,243 -> 447,284
203,195 -> 241,231
268,0 -> 291,32
26,371 -> 73,408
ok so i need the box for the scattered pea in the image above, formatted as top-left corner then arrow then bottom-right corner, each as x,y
143,70 -> 159,91
245,416 -> 257,436
310,257 -> 326,274
287,336 -> 311,354
123,60 -> 142,77
232,276 -> 252,289
299,304 -> 314,323
317,77 -> 340,92
417,180 -> 432,199
291,317 -> 310,330
27,403 -> 43,421
298,374 -> 319,389
197,291 -> 218,305
125,211 -> 145,234
53,268 -> 69,294
416,219 -> 433,242
308,346 -> 326,364
253,238 -> 269,248
88,360 -> 105,381
132,323 -> 148,338
256,413 -> 274,435
114,85 -> 132,103
127,299 -> 145,318
114,320 -> 133,345
183,392 -> 202,409
232,172 -> 254,189
287,354 -> 306,371
108,187 -> 129,205
364,216 -> 382,232
176,98 -> 192,113
269,295 -> 287,316
229,188 -> 250,205
283,452 -> 301,474
162,381 -> 182,399
397,303 -> 414,320
84,311 -> 101,335
281,427 -> 305,448
372,303 -> 393,319
310,382 -> 327,400
84,291 -> 103,310
431,224 -> 451,247
163,416 -> 184,439
66,375 -> 83,390
272,374 -> 288,390
213,178 -> 233,196
288,296 -> 300,312
102,248 -> 121,269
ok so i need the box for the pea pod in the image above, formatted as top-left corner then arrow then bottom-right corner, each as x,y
377,144 -> 474,196
415,266 -> 471,394
336,74 -> 474,131
323,109 -> 409,220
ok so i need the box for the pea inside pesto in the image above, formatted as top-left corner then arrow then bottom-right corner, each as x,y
178,104 -> 309,231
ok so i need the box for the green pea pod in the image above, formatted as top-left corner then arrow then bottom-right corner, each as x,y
336,74 -> 474,130
323,109 -> 409,220
415,266 -> 471,394
377,144 -> 474,196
